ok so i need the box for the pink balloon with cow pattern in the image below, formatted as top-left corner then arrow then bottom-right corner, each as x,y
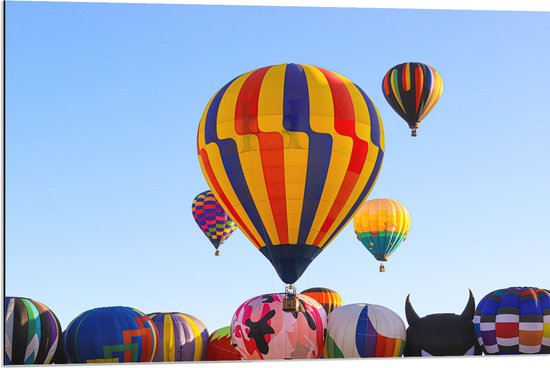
230,293 -> 327,360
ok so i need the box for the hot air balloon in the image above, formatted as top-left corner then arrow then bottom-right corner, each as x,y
192,190 -> 237,256
300,287 -> 343,315
148,312 -> 209,361
353,198 -> 410,272
382,62 -> 443,136
205,326 -> 241,361
323,303 -> 406,358
64,306 -> 158,363
474,287 -> 550,354
404,291 -> 481,356
230,293 -> 327,360
4,297 -> 62,365
52,332 -> 68,364
197,63 -> 385,304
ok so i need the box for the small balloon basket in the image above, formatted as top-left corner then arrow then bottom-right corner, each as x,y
379,263 -> 386,272
283,285 -> 299,312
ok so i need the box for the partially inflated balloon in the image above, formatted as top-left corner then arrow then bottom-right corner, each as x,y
382,62 -> 443,136
301,287 -> 343,315
231,293 -> 327,359
4,297 -> 62,365
324,303 -> 406,358
197,63 -> 385,284
148,312 -> 209,361
354,198 -> 410,271
192,190 -> 237,256
474,287 -> 550,354
205,326 -> 241,361
64,306 -> 158,363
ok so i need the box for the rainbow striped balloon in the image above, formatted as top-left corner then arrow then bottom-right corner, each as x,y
192,190 -> 237,255
324,303 -> 406,358
474,287 -> 550,354
197,63 -> 385,284
148,312 -> 209,361
382,62 -> 443,136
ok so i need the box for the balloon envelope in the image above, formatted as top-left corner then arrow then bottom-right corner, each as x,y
64,306 -> 158,363
300,287 -> 343,315
324,303 -> 406,358
354,198 -> 410,263
231,293 -> 327,359
205,326 -> 241,361
404,291 -> 480,356
148,312 -> 209,361
192,190 -> 237,254
4,297 -> 62,365
474,287 -> 550,354
382,62 -> 443,135
197,63 -> 385,284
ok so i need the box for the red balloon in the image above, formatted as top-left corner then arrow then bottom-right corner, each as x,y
205,326 -> 241,361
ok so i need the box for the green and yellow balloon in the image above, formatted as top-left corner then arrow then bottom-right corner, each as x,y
354,198 -> 410,272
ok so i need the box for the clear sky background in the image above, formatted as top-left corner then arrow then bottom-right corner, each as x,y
6,1 -> 550,333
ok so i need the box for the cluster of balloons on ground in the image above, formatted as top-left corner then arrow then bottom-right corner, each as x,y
5,286 -> 549,364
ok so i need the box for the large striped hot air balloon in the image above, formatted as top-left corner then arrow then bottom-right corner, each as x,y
353,198 -> 410,272
148,312 -> 209,362
197,63 -> 385,286
382,62 -> 443,136
231,293 -> 327,360
474,287 -> 550,354
192,190 -> 237,256
205,326 -> 241,361
4,297 -> 62,365
64,306 -> 158,363
324,303 -> 406,358
301,287 -> 343,315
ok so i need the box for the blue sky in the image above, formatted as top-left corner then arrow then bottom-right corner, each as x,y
6,1 -> 550,333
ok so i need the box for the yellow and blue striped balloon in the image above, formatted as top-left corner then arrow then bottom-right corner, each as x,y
197,63 -> 385,284
148,312 -> 208,362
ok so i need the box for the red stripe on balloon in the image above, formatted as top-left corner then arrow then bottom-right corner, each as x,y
199,149 -> 261,247
415,65 -> 423,113
375,335 -> 387,357
496,322 -> 519,338
383,72 -> 390,95
313,68 -> 368,246
235,66 -> 288,244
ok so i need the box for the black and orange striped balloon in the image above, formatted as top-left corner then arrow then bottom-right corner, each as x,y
300,287 -> 343,314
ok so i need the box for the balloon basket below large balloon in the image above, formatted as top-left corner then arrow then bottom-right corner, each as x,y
283,297 -> 299,312
380,263 -> 386,272
283,284 -> 299,312
215,249 -> 220,256
411,128 -> 417,137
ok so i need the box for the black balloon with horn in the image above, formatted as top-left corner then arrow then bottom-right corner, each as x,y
404,290 -> 482,356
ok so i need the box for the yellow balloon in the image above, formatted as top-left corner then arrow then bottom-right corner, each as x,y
353,199 -> 410,264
